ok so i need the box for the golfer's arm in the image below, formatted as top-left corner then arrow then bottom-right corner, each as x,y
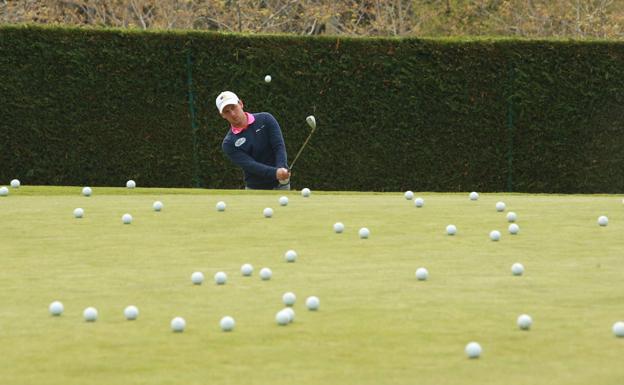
223,145 -> 277,178
266,115 -> 288,168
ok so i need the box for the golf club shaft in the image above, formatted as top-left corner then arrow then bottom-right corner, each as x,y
289,127 -> 316,171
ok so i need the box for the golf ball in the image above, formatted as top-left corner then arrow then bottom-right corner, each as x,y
171,317 -> 186,332
49,301 -> 64,316
124,305 -> 139,320
241,263 -> 253,276
306,296 -> 320,311
10,179 -> 20,188
496,201 -> 506,212
73,208 -> 84,218
279,196 -> 289,206
264,75 -> 272,83
191,271 -> 204,285
153,201 -> 163,211
122,213 -> 133,224
126,180 -> 136,189
282,307 -> 295,323
465,342 -> 482,359
598,216 -> 608,226
613,321 -> 624,337
490,230 -> 501,241
511,263 -> 525,276
517,314 -> 532,330
282,292 -> 296,306
263,207 -> 273,218
260,267 -> 272,280
415,267 -> 429,281
414,197 -> 424,207
216,201 -> 226,211
446,224 -> 457,236
509,223 -> 520,235
82,186 -> 92,197
334,222 -> 344,233
276,310 -> 290,325
404,190 -> 414,200
507,212 -> 517,222
83,307 -> 98,322
359,227 -> 370,239
214,271 -> 227,285
469,191 -> 479,200
0,186 -> 8,196
301,188 -> 311,197
220,316 -> 235,332
284,250 -> 297,263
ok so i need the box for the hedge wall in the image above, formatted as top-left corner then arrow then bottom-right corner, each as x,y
1,25 -> 623,192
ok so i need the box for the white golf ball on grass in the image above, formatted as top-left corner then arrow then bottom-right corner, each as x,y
334,222 -> 344,233
490,230 -> 501,241
214,271 -> 227,285
508,223 -> 520,235
153,201 -> 163,211
49,301 -> 64,316
220,316 -> 235,332
465,342 -> 482,359
414,197 -> 424,207
279,196 -> 289,206
10,179 -> 20,188
517,314 -> 532,330
282,307 -> 295,323
496,201 -> 506,212
284,250 -> 297,262
507,212 -> 517,222
126,180 -> 136,189
511,263 -> 524,276
301,188 -> 311,197
124,305 -> 139,320
0,186 -> 8,196
73,208 -> 84,219
446,224 -> 457,236
82,186 -> 92,197
282,292 -> 296,306
276,310 -> 290,325
191,271 -> 204,285
171,317 -> 186,332
83,307 -> 98,322
598,216 -> 608,226
260,267 -> 272,280
263,208 -> 273,218
216,201 -> 226,211
415,267 -> 429,281
469,191 -> 479,200
241,264 -> 253,276
306,296 -> 320,311
122,213 -> 133,224
404,190 -> 414,200
359,227 -> 370,239
613,321 -> 624,337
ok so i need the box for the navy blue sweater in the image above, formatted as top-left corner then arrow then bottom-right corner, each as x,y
222,112 -> 288,189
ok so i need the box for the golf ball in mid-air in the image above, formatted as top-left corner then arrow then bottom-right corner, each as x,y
511,263 -> 524,276
10,179 -> 20,188
122,213 -> 133,224
334,222 -> 344,233
496,201 -> 506,212
284,250 -> 297,262
126,180 -> 136,189
241,264 -> 253,276
49,301 -> 64,316
359,227 -> 370,239
446,224 -> 457,236
404,190 -> 414,200
73,208 -> 84,218
83,307 -> 98,322
0,187 -> 8,196
508,223 -> 520,234
260,267 -> 272,280
171,317 -> 186,332
415,267 -> 429,281
264,75 -> 272,83
220,316 -> 235,332
153,201 -> 163,211
282,292 -> 296,306
279,196 -> 288,206
306,296 -> 320,311
613,321 -> 624,337
124,305 -> 139,320
301,188 -> 311,197
507,212 -> 517,222
465,342 -> 482,359
214,271 -> 227,285
275,310 -> 290,325
263,207 -> 274,218
82,186 -> 92,197
414,197 -> 424,207
598,216 -> 608,226
216,201 -> 226,211
517,314 -> 532,330
490,230 -> 501,241
469,191 -> 479,200
191,271 -> 204,285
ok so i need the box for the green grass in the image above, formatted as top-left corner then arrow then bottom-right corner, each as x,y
0,186 -> 623,385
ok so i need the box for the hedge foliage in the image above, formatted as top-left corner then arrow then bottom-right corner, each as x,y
1,25 -> 623,192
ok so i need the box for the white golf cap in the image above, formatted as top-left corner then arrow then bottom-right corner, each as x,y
216,91 -> 240,113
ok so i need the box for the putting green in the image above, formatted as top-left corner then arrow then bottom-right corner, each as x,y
0,186 -> 622,385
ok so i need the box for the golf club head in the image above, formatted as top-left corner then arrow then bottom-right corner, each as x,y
306,115 -> 316,130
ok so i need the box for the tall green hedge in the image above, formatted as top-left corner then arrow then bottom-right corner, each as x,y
1,25 -> 623,192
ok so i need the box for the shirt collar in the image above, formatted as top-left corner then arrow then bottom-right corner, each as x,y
231,112 -> 255,134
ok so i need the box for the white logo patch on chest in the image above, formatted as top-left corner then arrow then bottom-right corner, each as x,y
235,137 -> 246,147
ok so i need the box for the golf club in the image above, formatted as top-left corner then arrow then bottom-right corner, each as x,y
278,115 -> 316,185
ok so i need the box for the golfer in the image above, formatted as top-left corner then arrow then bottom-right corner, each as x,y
217,91 -> 290,190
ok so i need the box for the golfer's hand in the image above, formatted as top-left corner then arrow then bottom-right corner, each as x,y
276,167 -> 290,181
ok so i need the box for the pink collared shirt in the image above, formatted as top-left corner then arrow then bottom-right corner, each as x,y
231,112 -> 255,134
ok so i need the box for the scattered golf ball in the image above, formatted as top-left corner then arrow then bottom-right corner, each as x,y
276,310 -> 290,325
282,307 -> 295,323
82,186 -> 92,196
511,263 -> 525,276
306,296 -> 320,311
508,223 -> 520,234
122,213 -> 133,224
301,188 -> 311,197
598,215 -> 608,226
214,271 -> 227,285
126,180 -> 136,189
284,249 -> 297,262
153,201 -> 163,211
507,212 -> 517,222
334,222 -> 344,233
490,230 -> 501,241
49,301 -> 64,316
264,74 -> 272,83
414,197 -> 424,207
260,267 -> 272,280
263,207 -> 274,218
191,271 -> 204,285
404,190 -> 414,200
171,317 -> 186,332
469,191 -> 479,200
216,201 -> 226,211
446,224 -> 457,236
465,342 -> 482,359
282,292 -> 296,306
0,186 -> 9,196
517,314 -> 532,330
613,321 -> 624,337
83,307 -> 98,322
359,227 -> 370,239
279,196 -> 289,206
415,267 -> 429,281
73,208 -> 84,218
241,263 -> 253,276
10,179 -> 20,188
124,305 -> 139,320
220,316 -> 235,332
496,201 -> 506,212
